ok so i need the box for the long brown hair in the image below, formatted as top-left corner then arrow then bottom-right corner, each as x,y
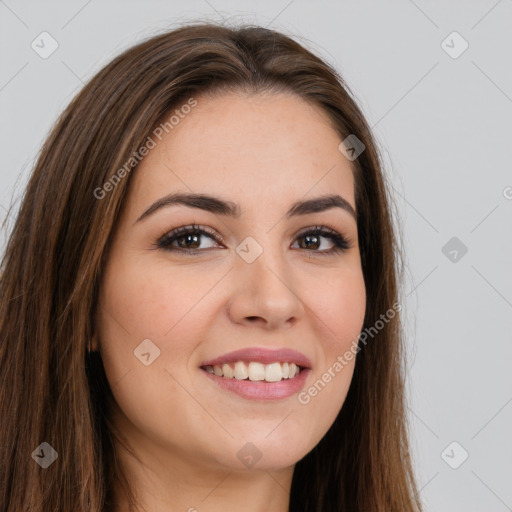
0,21 -> 422,511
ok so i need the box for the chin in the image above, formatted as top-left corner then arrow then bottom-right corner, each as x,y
211,432 -> 311,472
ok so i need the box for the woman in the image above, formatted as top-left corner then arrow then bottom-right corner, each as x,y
0,22 -> 422,511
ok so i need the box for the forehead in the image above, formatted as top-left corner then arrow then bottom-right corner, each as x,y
127,91 -> 355,217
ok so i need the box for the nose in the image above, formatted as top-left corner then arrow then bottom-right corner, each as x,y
227,247 -> 306,330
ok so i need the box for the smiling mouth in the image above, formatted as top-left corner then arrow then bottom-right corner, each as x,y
200,361 -> 304,382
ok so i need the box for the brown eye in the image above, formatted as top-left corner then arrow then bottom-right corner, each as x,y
292,226 -> 351,255
157,225 -> 223,254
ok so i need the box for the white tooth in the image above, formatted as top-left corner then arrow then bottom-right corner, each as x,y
233,361 -> 248,380
248,362 -> 266,381
222,363 -> 233,378
265,363 -> 283,382
210,361 -> 302,380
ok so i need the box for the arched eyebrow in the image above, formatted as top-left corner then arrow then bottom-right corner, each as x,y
135,192 -> 356,224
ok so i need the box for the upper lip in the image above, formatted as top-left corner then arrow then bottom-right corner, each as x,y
200,347 -> 312,369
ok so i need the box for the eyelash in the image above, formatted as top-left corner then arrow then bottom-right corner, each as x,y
155,224 -> 352,256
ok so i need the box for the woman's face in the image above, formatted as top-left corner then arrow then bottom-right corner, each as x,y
95,91 -> 366,474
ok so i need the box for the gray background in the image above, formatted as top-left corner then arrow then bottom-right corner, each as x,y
1,1 -> 511,510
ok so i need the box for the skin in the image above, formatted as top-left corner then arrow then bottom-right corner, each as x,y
93,91 -> 366,512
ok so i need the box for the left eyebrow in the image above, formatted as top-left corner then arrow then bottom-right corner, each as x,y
134,192 -> 357,224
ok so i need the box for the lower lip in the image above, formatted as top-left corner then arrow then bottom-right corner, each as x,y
200,367 -> 311,400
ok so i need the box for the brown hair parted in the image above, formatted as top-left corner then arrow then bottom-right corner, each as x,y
0,21 -> 422,511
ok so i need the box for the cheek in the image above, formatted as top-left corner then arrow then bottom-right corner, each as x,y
289,268 -> 365,438
96,261 -> 217,447
308,267 -> 366,351
101,257 -> 213,338
97,257 -> 225,379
